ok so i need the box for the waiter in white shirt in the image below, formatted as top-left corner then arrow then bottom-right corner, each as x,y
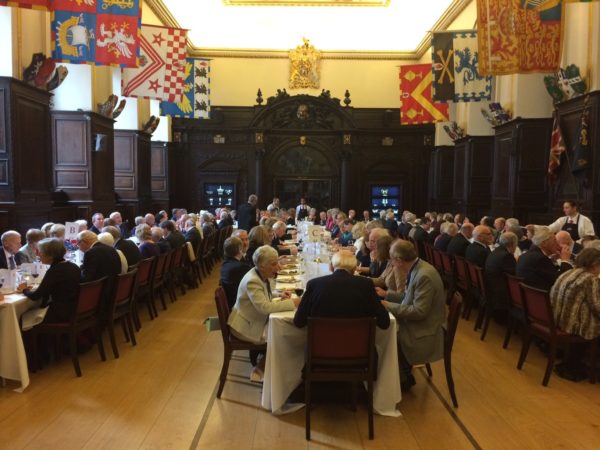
295,197 -> 310,221
548,200 -> 595,242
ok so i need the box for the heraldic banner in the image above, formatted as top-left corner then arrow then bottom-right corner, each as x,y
477,0 -> 562,75
400,64 -> 449,125
160,58 -> 210,119
121,24 -> 188,102
51,0 -> 141,67
432,31 -> 492,103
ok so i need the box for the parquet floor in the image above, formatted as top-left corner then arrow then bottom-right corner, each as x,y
1,267 -> 599,449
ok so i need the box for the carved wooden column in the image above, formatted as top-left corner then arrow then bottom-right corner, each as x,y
255,147 -> 265,200
340,138 -> 352,211
428,146 -> 454,212
151,141 -> 172,212
0,77 -> 53,232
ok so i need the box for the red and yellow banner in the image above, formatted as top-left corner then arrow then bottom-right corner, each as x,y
477,0 -> 562,75
400,64 -> 449,125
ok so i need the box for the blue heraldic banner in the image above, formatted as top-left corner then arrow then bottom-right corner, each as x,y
160,58 -> 211,119
432,30 -> 492,103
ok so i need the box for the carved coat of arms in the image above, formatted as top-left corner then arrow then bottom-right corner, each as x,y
289,38 -> 321,89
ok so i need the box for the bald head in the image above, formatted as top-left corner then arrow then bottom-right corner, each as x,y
556,230 -> 573,247
473,225 -> 493,245
460,223 -> 474,240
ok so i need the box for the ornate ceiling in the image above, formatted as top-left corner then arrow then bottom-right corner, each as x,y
149,0 -> 471,59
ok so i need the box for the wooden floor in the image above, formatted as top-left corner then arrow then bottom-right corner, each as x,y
1,267 -> 599,450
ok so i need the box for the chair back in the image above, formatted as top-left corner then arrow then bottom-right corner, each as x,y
112,269 -> 138,309
136,257 -> 155,287
519,283 -> 555,329
466,260 -> 483,292
432,248 -> 444,272
440,251 -> 454,276
75,276 -> 108,320
214,287 -> 232,343
170,245 -> 184,270
154,251 -> 170,280
505,273 -> 524,309
453,255 -> 470,291
186,241 -> 196,262
307,317 -> 375,365
422,242 -> 433,264
446,291 -> 463,354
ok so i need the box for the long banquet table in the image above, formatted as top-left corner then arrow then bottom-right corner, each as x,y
0,294 -> 35,392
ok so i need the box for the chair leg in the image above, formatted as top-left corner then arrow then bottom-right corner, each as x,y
517,332 -> 532,370
350,382 -> 358,411
216,348 -> 232,398
480,305 -> 493,341
305,378 -> 311,441
121,318 -> 130,343
97,327 -> 107,362
474,299 -> 485,331
126,314 -> 137,346
367,377 -> 374,440
158,287 -> 168,311
589,339 -> 598,384
69,331 -> 82,377
503,315 -> 514,349
425,363 -> 433,377
444,355 -> 458,408
543,340 -> 558,387
108,321 -> 120,359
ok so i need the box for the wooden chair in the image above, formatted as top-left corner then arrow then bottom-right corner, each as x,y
431,247 -> 444,276
518,283 -> 598,386
425,291 -> 462,408
502,273 -> 525,349
214,287 -> 266,398
439,251 -> 455,294
453,255 -> 470,296
422,242 -> 434,264
200,236 -> 213,276
152,251 -> 172,309
106,269 -> 138,358
132,256 -> 157,327
185,241 -> 202,288
464,260 -> 485,323
167,244 -> 186,300
31,277 -> 108,377
305,317 -> 377,440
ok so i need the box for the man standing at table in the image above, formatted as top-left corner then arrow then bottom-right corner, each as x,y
238,194 -> 259,232
294,250 -> 389,329
548,200 -> 595,243
381,240 -> 445,392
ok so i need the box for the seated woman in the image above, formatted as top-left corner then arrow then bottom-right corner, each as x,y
337,219 -> 355,247
550,248 -> 600,379
23,238 -> 81,323
228,245 -> 300,380
371,233 -> 406,298
246,225 -> 273,266
137,224 -> 161,259
220,236 -> 251,308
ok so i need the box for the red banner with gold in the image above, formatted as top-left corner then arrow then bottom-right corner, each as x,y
400,64 -> 449,125
0,0 -> 50,9
477,0 -> 562,75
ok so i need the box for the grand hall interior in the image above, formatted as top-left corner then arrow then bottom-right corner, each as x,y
0,0 -> 599,448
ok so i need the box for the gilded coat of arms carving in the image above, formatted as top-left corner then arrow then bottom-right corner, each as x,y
289,38 -> 321,89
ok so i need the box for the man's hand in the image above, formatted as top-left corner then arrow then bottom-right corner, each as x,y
375,286 -> 387,298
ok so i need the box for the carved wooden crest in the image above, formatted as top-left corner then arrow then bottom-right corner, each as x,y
289,38 -> 321,89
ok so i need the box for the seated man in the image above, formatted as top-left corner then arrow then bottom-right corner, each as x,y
434,222 -> 458,252
381,240 -> 445,392
465,225 -> 493,268
294,250 -> 389,329
484,231 -> 518,311
446,222 -> 474,257
220,237 -> 252,308
516,226 -> 572,291
271,221 -> 298,256
555,230 -> 583,262
0,230 -> 27,269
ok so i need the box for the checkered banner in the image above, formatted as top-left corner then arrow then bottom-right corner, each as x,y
121,24 -> 188,102
160,58 -> 210,119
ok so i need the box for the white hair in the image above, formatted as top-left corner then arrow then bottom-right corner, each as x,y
531,226 -> 554,246
252,245 -> 279,268
331,251 -> 357,272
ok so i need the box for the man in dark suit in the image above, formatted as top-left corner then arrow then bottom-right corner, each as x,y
294,250 -> 390,329
516,227 -> 572,291
434,222 -> 458,252
237,194 -> 258,232
183,218 -> 202,254
151,226 -> 171,254
485,231 -> 518,309
446,222 -> 474,257
220,237 -> 252,308
161,220 -> 185,249
89,212 -> 104,235
102,226 -> 141,269
465,225 -> 493,268
0,230 -> 26,269
78,231 -> 121,282
109,211 -> 129,239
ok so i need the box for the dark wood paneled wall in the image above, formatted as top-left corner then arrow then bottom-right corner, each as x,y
171,92 -> 435,214
428,146 -> 454,213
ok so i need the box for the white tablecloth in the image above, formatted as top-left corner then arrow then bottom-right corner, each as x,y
0,294 -> 35,392
261,310 -> 401,417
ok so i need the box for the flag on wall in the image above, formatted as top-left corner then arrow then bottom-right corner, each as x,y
121,24 -> 188,102
547,112 -> 566,182
399,64 -> 449,125
160,58 -> 210,119
477,0 -> 562,75
51,0 -> 141,67
432,31 -> 492,103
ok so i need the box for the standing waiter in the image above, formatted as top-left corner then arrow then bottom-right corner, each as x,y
549,200 -> 595,242
237,194 -> 259,232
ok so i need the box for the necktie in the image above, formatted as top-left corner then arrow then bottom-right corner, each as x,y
8,255 -> 16,270
568,219 -> 574,224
